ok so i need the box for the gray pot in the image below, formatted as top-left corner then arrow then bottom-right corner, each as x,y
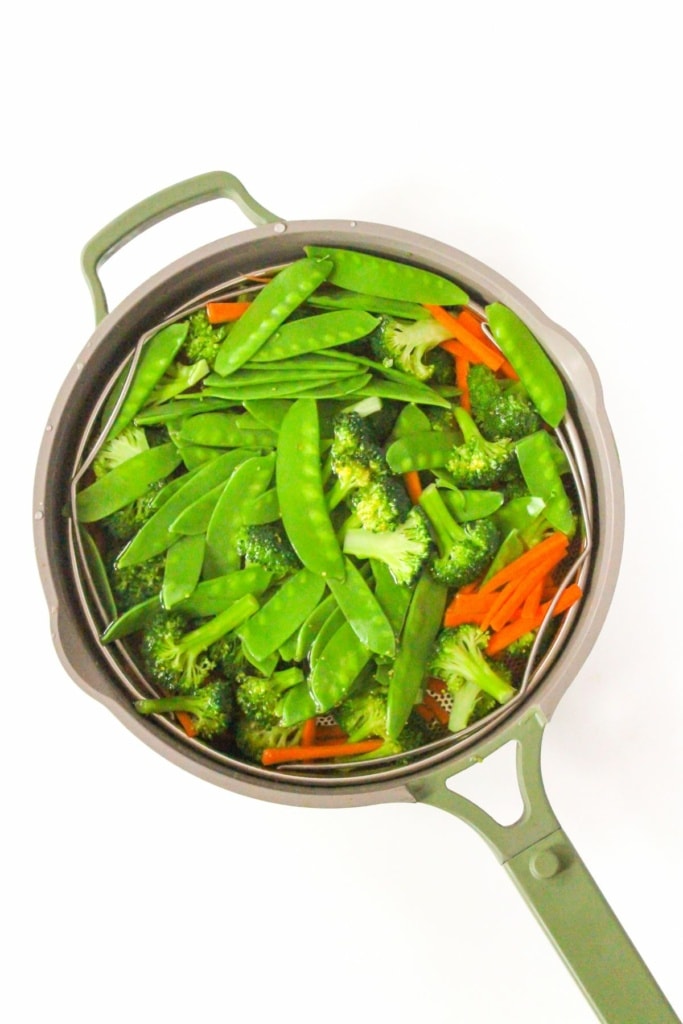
33,172 -> 678,1023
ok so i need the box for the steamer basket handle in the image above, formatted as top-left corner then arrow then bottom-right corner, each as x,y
408,710 -> 680,1023
81,171 -> 281,324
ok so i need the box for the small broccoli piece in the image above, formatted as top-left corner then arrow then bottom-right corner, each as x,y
370,315 -> 452,381
349,476 -> 411,532
334,684 -> 427,760
429,625 -> 516,733
93,425 -> 149,478
110,553 -> 164,610
446,407 -> 517,488
425,405 -> 458,433
134,679 -> 234,739
181,310 -> 230,368
327,411 -> 389,510
236,523 -> 301,578
235,667 -> 304,724
468,363 -> 541,441
419,483 -> 499,589
343,504 -> 431,586
234,716 -> 305,764
139,604 -> 249,693
208,632 -> 248,681
424,345 -> 455,386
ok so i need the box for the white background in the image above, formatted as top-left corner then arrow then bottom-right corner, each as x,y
4,2 -> 682,1022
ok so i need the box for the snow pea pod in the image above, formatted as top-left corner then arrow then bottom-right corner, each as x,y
371,560 -> 412,636
162,534 -> 205,609
307,286 -> 431,321
390,402 -> 431,439
294,591 -> 336,662
327,557 -> 395,658
308,603 -> 345,672
308,620 -> 372,714
439,486 -> 504,522
204,454 -> 276,577
202,374 -> 368,401
276,399 -> 345,580
214,256 -> 333,376
250,309 -> 379,363
485,303 -> 567,428
386,571 -> 448,739
515,431 -> 576,535
239,567 -> 326,662
179,412 -> 276,449
386,430 -> 458,473
356,376 -> 451,409
171,477 -> 243,535
118,449 -> 250,567
241,487 -> 280,526
106,322 -> 189,438
243,399 -> 292,431
80,527 -> 117,620
76,443 -> 182,522
304,246 -> 469,307
279,681 -> 318,726
134,397 -> 238,425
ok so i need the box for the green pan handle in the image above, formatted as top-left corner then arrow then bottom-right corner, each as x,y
408,710 -> 679,1023
81,171 -> 281,324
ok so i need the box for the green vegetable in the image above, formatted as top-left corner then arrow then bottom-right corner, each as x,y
327,557 -> 395,659
235,667 -> 305,724
214,257 -> 333,375
515,431 -> 576,536
485,303 -> 567,428
250,309 -> 379,362
419,483 -> 500,589
446,406 -> 516,488
76,443 -> 182,522
135,679 -> 234,739
370,316 -> 453,381
239,567 -> 326,662
304,246 -> 469,306
204,454 -> 276,577
343,505 -> 432,587
428,625 -> 516,732
162,534 -> 205,609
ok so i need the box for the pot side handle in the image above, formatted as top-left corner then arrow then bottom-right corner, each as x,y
81,171 -> 281,324
408,710 -> 680,1024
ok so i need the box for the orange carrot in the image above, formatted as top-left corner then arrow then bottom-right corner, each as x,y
176,711 -> 198,738
206,301 -> 252,324
439,339 -> 473,361
422,692 -> 449,726
456,354 -> 470,411
314,723 -> 348,743
479,532 -> 569,596
301,717 -> 317,746
456,309 -> 489,342
486,556 -> 563,632
403,470 -> 423,504
486,584 -> 583,655
443,591 -> 492,627
261,739 -> 383,766
523,579 -> 544,619
426,305 -> 505,371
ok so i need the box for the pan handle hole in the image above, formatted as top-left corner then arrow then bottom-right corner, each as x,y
446,740 -> 524,827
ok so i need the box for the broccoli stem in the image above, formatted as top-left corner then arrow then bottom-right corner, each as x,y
136,693 -> 204,715
448,680 -> 481,732
418,483 -> 466,553
454,406 -> 482,443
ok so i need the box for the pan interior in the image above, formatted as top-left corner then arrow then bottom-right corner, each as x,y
66,256 -> 594,788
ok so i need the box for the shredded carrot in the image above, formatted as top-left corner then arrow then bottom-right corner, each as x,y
439,339 -> 473,361
261,739 -> 383,766
456,354 -> 470,411
523,580 -> 544,619
426,305 -> 505,371
206,301 -> 252,324
176,711 -> 198,738
479,532 -> 569,596
485,556 -> 564,632
403,470 -> 423,504
422,692 -> 449,726
486,584 -> 583,655
301,717 -> 317,746
443,591 -> 492,627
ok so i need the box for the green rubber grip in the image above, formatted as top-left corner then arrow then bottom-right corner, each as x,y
409,711 -> 679,1023
81,171 -> 280,324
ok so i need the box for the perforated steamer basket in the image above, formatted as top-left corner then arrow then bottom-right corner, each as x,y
33,173 -> 679,1023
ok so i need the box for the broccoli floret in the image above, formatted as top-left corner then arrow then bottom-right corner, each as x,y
342,505 -> 432,587
349,476 -> 411,532
93,425 -> 149,478
236,523 -> 301,578
370,316 -> 452,381
181,310 -> 230,368
110,553 -> 164,610
429,625 -> 517,733
419,483 -> 500,589
446,407 -> 516,488
234,716 -> 304,764
332,685 -> 426,760
468,363 -> 541,441
139,601 -> 255,693
424,345 -> 455,386
134,679 -> 233,739
327,411 -> 389,510
208,632 -> 248,681
235,667 -> 304,724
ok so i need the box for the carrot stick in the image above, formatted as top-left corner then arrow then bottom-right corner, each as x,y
478,532 -> 569,596
486,584 -> 583,654
403,470 -> 423,504
523,579 -> 544,619
456,354 -> 470,411
443,591 -> 492,627
456,309 -> 489,342
261,739 -> 383,766
485,554 -> 567,632
422,692 -> 449,726
301,717 -> 317,746
439,339 -> 473,361
175,711 -> 198,738
206,301 -> 251,324
314,724 -> 348,742
426,305 -> 505,371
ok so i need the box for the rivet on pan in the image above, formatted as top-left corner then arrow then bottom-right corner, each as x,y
34,510 -> 44,520
45,424 -> 53,432
530,849 -> 562,880
349,221 -> 357,228
272,223 -> 287,234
